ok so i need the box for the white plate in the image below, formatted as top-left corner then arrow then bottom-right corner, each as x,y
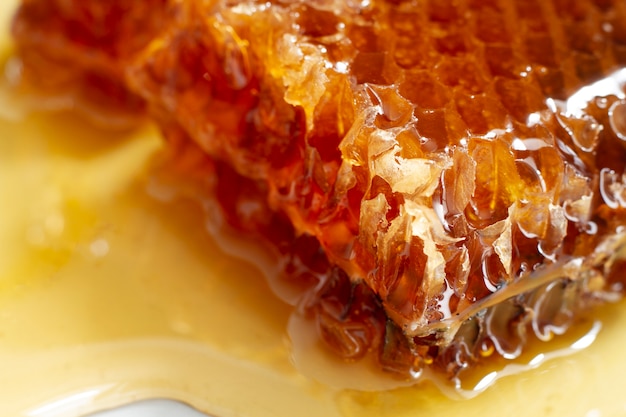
89,400 -> 209,417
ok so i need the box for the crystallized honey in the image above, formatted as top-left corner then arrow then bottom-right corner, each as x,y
10,0 -> 626,387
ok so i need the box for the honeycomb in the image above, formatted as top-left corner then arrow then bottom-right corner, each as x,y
11,0 -> 626,382
11,0 -> 171,120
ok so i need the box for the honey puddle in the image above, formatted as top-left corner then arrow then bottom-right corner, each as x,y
2,10 -> 626,417
0,89 -> 625,417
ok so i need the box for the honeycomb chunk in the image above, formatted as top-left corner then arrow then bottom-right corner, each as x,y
11,0 -> 626,385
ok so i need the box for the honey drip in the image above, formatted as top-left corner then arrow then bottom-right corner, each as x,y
9,0 -> 626,387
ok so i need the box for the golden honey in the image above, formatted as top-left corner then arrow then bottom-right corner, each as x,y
4,0 -> 626,411
1,87 -> 626,417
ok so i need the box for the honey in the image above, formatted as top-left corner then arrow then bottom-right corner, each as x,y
9,0 -> 626,389
2,102 -> 626,416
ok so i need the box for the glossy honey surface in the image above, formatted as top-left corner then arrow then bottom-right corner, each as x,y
2,2 -> 626,416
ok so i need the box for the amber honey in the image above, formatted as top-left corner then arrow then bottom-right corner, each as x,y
2,83 -> 626,417
6,0 -> 626,398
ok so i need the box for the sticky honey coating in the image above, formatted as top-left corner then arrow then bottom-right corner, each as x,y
11,0 -> 626,382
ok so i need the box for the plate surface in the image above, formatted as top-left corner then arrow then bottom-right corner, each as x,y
89,400 -> 209,417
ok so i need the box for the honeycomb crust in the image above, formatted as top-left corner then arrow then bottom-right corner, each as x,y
12,0 -> 626,382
